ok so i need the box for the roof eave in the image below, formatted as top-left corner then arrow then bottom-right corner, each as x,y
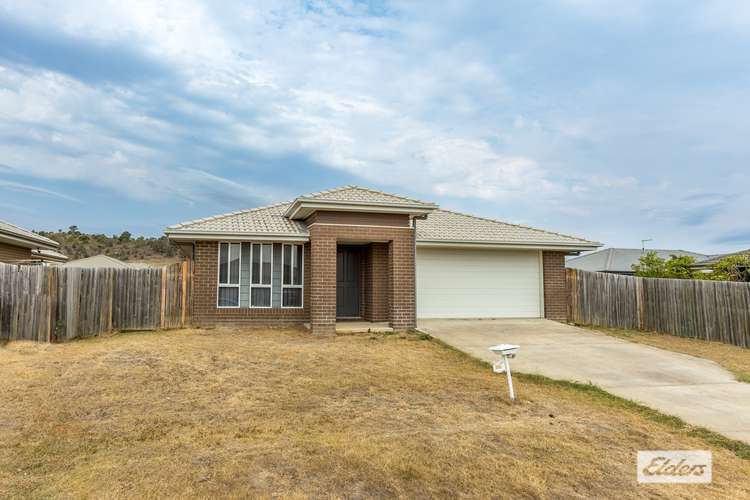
166,230 -> 310,243
0,232 -> 59,251
284,199 -> 438,220
416,239 -> 602,252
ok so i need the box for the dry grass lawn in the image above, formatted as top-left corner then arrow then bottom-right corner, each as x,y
1,327 -> 749,499
588,326 -> 750,384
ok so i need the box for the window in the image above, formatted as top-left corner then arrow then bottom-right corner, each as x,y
250,243 -> 273,307
282,244 -> 303,307
218,242 -> 241,307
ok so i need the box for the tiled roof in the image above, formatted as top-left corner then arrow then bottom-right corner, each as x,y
167,186 -> 598,248
696,249 -> 750,266
0,219 -> 59,248
168,202 -> 308,235
416,209 -> 598,247
298,185 -> 436,206
62,255 -> 144,269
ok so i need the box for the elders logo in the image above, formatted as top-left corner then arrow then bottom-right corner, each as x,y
637,451 -> 712,484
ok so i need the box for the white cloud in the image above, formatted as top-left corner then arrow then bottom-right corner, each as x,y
0,179 -> 80,202
0,1 -> 559,204
4,1 -> 749,251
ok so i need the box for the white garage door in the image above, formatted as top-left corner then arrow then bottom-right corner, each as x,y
416,247 -> 542,319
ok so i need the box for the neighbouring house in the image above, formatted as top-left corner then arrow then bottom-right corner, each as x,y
0,219 -> 66,265
62,254 -> 150,269
566,247 -> 708,275
166,186 -> 600,335
693,249 -> 750,270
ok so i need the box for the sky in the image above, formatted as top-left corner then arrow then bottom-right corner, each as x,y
0,0 -> 748,253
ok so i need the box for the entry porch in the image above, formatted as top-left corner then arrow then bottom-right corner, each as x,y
308,223 -> 416,336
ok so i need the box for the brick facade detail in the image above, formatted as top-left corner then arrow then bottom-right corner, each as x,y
188,213 -> 567,330
305,211 -> 410,227
542,251 -> 567,321
191,213 -> 417,334
362,243 -> 389,322
192,241 -> 311,326
308,223 -> 416,335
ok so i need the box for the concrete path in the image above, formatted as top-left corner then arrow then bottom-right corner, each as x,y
420,319 -> 750,444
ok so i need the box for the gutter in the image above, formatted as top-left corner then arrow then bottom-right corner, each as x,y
416,240 -> 601,252
165,231 -> 599,251
165,231 -> 309,243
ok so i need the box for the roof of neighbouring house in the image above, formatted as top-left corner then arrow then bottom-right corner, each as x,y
31,248 -> 69,263
566,248 -> 709,273
695,249 -> 750,267
62,254 -> 149,269
166,185 -> 600,250
0,219 -> 59,250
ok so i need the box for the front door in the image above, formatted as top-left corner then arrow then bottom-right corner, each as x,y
337,246 -> 361,317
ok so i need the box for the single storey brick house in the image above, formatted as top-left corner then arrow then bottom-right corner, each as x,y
166,186 -> 600,335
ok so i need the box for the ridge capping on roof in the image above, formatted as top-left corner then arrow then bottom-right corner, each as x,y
284,185 -> 438,220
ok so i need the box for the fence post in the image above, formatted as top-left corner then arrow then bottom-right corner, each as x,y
180,260 -> 188,328
566,268 -> 577,324
160,267 -> 167,329
48,267 -> 57,343
107,269 -> 113,333
635,277 -> 644,331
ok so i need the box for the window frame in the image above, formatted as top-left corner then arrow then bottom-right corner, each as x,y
281,243 -> 304,309
249,242 -> 274,309
216,242 -> 241,309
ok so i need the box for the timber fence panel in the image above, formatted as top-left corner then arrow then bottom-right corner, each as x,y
0,261 -> 193,342
567,269 -> 750,348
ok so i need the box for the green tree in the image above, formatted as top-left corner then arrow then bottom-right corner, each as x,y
632,252 -> 667,277
632,252 -> 697,279
118,231 -> 132,242
664,255 -> 698,279
709,254 -> 750,282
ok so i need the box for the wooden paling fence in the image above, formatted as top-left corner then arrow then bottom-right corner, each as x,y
0,261 -> 192,342
567,269 -> 750,348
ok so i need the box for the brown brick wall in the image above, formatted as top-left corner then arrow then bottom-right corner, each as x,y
192,241 -> 310,325
543,251 -> 567,321
362,243 -> 389,322
309,224 -> 415,335
305,211 -> 410,227
0,242 -> 32,263
388,230 -> 416,330
189,212 -> 416,332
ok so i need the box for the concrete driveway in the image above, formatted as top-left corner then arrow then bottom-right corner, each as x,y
420,318 -> 750,444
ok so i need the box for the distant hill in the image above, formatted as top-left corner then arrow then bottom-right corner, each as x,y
37,226 -> 179,265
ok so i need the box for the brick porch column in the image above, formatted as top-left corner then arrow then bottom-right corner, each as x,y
542,251 -> 567,321
388,231 -> 417,331
309,225 -> 337,335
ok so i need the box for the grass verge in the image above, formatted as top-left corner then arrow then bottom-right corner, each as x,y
429,335 -> 750,460
1,327 -> 748,498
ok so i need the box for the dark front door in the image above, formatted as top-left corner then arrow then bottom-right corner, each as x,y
337,246 -> 361,317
